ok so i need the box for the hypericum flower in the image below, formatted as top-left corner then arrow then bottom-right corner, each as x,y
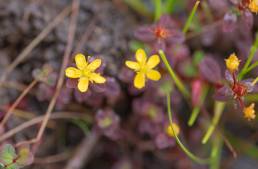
134,15 -> 184,50
225,53 -> 241,73
243,103 -> 256,120
125,49 -> 161,89
166,123 -> 180,137
215,52 -> 257,121
65,53 -> 106,92
249,0 -> 258,13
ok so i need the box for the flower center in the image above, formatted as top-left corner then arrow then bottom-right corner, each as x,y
82,69 -> 92,78
138,64 -> 151,75
232,83 -> 247,98
99,117 -> 112,128
154,26 -> 169,39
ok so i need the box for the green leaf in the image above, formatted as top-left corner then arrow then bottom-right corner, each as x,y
0,163 -> 5,169
0,144 -> 17,165
184,63 -> 197,77
182,1 -> 201,34
193,50 -> 204,65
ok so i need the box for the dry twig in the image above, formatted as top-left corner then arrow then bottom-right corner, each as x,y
0,5 -> 72,86
15,0 -> 80,147
64,133 -> 100,169
0,112 -> 89,143
0,80 -> 38,128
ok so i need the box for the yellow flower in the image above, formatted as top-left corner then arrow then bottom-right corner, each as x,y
98,117 -> 112,128
166,123 -> 180,137
125,49 -> 161,89
249,0 -> 258,13
65,53 -> 106,92
225,53 -> 241,73
243,103 -> 256,120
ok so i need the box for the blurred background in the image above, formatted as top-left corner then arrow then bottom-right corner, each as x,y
0,0 -> 258,169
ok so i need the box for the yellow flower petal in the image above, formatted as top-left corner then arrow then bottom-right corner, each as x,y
243,103 -> 256,121
146,69 -> 161,81
77,77 -> 89,92
89,73 -> 106,83
249,0 -> 258,13
125,61 -> 140,70
134,72 -> 145,89
65,67 -> 81,78
87,59 -> 102,71
225,53 -> 240,73
147,55 -> 160,69
75,53 -> 87,70
135,48 -> 147,64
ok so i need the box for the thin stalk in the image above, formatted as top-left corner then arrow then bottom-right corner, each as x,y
0,5 -> 72,86
210,134 -> 222,169
166,92 -> 210,164
165,0 -> 175,14
252,76 -> 258,86
0,80 -> 38,128
14,0 -> 80,147
239,33 -> 258,79
123,0 -> 152,18
188,107 -> 200,126
159,50 -> 190,98
182,1 -> 201,34
202,102 -> 225,144
245,61 -> 258,74
188,86 -> 209,126
153,0 -> 162,21
201,1 -> 213,23
0,112 -> 90,143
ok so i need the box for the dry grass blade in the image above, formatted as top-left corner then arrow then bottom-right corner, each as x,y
64,133 -> 100,169
0,112 -> 88,143
14,0 -> 80,147
0,80 -> 38,128
0,5 -> 72,86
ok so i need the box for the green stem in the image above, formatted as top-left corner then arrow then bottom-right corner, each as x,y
188,86 -> 209,126
239,33 -> 258,79
210,134 -> 223,169
166,92 -> 210,164
165,0 -> 175,14
182,1 -> 201,34
245,61 -> 258,74
123,0 -> 152,18
159,50 -> 190,98
202,101 -> 225,144
188,107 -> 200,126
252,76 -> 258,86
153,0 -> 162,21
201,1 -> 213,23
